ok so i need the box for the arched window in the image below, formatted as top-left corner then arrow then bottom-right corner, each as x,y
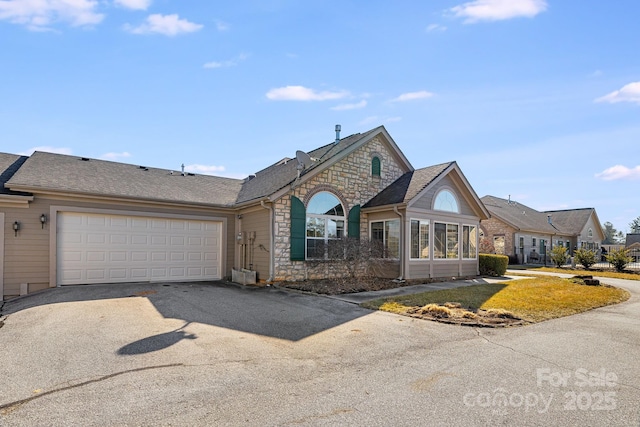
306,192 -> 345,259
588,228 -> 593,238
434,189 -> 459,213
371,156 -> 381,177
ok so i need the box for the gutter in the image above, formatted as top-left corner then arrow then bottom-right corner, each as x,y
260,200 -> 275,283
393,205 -> 405,280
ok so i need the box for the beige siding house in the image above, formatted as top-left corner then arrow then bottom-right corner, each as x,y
1,126 -> 490,299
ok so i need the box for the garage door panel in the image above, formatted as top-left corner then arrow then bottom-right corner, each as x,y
57,212 -> 222,285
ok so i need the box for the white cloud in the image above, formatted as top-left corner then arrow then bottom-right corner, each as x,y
390,91 -> 434,102
595,165 -> 640,181
203,53 -> 249,69
183,164 -> 247,179
266,86 -> 349,101
18,146 -> 73,155
0,0 -> 104,30
331,100 -> 367,111
426,23 -> 447,32
126,14 -> 203,36
450,0 -> 547,23
114,0 -> 151,10
100,151 -> 131,160
595,82 -> 640,105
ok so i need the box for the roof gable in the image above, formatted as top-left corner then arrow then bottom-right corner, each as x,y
0,153 -> 30,196
543,208 -> 603,239
236,125 -> 413,204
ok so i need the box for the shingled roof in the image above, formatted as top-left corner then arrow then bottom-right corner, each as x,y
235,126 -> 387,204
543,208 -> 598,236
6,152 -> 244,207
363,162 -> 453,208
0,153 -> 30,196
481,195 -> 562,234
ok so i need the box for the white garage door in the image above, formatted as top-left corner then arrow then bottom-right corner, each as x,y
57,212 -> 222,285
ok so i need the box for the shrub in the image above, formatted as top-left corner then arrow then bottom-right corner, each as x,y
479,254 -> 508,276
550,246 -> 568,268
574,248 -> 597,270
606,248 -> 633,272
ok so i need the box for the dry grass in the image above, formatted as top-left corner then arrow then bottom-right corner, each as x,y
510,266 -> 640,281
364,276 -> 630,324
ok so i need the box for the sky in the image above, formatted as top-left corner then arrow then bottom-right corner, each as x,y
1,0 -> 639,234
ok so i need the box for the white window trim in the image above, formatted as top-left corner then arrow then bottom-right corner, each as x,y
433,188 -> 460,214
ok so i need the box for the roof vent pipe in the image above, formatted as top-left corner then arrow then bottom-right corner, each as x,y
334,124 -> 341,144
181,163 -> 185,176
547,214 -> 552,224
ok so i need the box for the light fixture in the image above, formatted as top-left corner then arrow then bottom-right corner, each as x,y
40,213 -> 47,229
13,221 -> 20,237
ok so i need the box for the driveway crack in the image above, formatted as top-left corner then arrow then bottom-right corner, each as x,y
0,363 -> 183,415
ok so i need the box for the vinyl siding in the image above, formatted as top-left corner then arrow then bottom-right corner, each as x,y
2,195 -> 235,299
410,175 -> 475,216
237,207 -> 270,281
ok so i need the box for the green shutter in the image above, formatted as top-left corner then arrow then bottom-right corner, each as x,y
371,157 -> 381,177
348,205 -> 361,239
290,196 -> 306,261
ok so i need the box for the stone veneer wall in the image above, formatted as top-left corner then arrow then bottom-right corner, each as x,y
272,136 -> 405,281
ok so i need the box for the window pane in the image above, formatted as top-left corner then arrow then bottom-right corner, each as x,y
411,220 -> 429,259
420,222 -> 430,259
371,221 -> 384,243
447,224 -> 459,258
385,220 -> 400,258
463,225 -> 477,259
411,220 -> 419,259
434,222 -> 446,259
306,217 -> 325,237
336,220 -> 344,238
307,192 -> 344,216
434,190 -> 459,213
306,239 -> 325,259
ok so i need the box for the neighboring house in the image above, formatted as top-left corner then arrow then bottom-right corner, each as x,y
1,125 -> 489,299
480,195 -> 604,263
626,234 -> 640,250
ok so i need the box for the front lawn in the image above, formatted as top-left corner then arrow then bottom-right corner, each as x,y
362,276 -> 630,326
509,266 -> 640,281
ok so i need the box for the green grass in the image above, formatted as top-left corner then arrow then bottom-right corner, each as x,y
363,276 -> 630,323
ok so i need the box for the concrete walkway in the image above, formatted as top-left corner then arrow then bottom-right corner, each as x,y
330,275 -> 525,304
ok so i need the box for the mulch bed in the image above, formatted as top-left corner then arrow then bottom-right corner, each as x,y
277,276 -> 458,295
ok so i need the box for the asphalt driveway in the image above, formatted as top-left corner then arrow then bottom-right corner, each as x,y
1,277 -> 639,426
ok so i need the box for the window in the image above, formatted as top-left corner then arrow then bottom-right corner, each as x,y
371,219 -> 400,258
462,225 -> 477,259
532,237 -> 537,248
410,219 -> 430,259
434,189 -> 459,213
305,192 -> 345,259
588,228 -> 593,238
371,156 -> 381,177
494,236 -> 505,255
434,222 -> 459,259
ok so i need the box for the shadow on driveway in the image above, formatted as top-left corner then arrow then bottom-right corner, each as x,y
2,281 -> 372,342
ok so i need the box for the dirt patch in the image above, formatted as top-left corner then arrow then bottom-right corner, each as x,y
276,276 -> 474,295
404,303 -> 528,327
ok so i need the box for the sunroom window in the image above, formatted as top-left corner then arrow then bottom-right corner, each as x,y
434,222 -> 459,259
410,219 -> 429,259
371,219 -> 400,258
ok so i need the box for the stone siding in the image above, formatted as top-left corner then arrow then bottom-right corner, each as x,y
272,136 -> 406,281
480,217 -> 516,256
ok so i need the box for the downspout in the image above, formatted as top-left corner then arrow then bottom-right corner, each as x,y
260,200 -> 275,283
393,205 -> 405,280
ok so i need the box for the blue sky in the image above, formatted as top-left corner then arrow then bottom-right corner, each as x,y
1,0 -> 639,233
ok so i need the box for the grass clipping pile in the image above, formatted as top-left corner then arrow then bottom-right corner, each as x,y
405,302 -> 526,327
